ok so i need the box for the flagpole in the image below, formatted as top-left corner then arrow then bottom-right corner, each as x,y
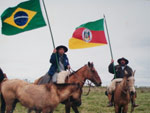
42,0 -> 60,72
103,14 -> 116,78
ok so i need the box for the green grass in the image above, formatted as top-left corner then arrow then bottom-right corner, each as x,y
1,87 -> 150,113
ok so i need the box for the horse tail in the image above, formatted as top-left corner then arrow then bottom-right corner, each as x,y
34,76 -> 43,84
1,93 -> 6,113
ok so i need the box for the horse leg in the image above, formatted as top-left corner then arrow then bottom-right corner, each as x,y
49,110 -> 54,113
27,109 -> 32,113
72,104 -> 79,113
42,108 -> 52,113
118,106 -> 122,113
1,94 -> 6,113
35,110 -> 42,113
5,99 -> 17,113
130,104 -> 134,113
6,104 -> 13,113
11,99 -> 18,112
115,105 -> 119,113
65,102 -> 71,113
122,105 -> 128,113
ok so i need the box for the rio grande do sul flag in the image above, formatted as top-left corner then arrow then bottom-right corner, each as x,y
69,19 -> 107,49
1,0 -> 46,35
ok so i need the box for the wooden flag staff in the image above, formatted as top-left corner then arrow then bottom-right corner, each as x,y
42,0 -> 60,72
103,14 -> 116,78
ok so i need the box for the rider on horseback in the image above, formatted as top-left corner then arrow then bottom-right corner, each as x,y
48,45 -> 71,82
37,45 -> 71,84
106,57 -> 138,107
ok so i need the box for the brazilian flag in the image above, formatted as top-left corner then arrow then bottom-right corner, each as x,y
1,0 -> 46,35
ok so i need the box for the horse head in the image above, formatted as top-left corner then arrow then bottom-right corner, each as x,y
85,62 -> 102,86
121,70 -> 135,92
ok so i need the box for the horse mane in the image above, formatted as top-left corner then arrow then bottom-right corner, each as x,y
44,83 -> 79,91
118,75 -> 129,96
54,83 -> 78,90
68,65 -> 86,78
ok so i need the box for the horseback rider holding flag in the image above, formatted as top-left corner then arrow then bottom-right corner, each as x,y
48,45 -> 71,82
106,57 -> 138,107
38,45 -> 71,84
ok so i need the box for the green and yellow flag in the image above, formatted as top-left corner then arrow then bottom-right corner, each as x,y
1,0 -> 46,35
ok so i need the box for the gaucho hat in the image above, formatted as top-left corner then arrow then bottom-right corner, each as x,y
56,45 -> 68,53
117,57 -> 129,65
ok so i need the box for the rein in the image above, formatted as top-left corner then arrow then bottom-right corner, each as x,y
84,80 -> 92,96
70,68 -> 91,96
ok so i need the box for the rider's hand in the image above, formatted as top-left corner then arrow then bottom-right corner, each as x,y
67,65 -> 71,70
53,49 -> 57,53
111,59 -> 114,63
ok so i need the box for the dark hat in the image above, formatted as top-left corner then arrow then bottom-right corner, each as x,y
117,57 -> 129,65
56,45 -> 68,53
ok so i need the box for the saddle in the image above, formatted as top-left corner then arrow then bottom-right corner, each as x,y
56,71 -> 71,84
116,81 -> 121,86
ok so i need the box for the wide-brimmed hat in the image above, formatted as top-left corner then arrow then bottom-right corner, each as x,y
117,57 -> 129,65
56,45 -> 68,53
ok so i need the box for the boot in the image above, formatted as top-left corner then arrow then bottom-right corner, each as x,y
130,92 -> 139,107
107,92 -> 114,107
107,101 -> 113,107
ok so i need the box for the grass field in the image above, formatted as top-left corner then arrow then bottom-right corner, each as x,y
2,87 -> 150,113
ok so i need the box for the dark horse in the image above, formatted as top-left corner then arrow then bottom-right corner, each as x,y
34,62 -> 102,113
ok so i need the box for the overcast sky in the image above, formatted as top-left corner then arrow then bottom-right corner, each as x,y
0,0 -> 150,86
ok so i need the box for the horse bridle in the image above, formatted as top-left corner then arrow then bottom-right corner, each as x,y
69,68 -> 85,84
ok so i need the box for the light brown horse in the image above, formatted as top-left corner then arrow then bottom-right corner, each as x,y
114,72 -> 135,113
1,79 -> 80,113
35,62 -> 102,113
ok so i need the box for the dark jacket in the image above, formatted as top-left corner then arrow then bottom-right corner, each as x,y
48,53 -> 70,76
108,63 -> 133,79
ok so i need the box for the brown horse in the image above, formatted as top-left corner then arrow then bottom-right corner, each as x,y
34,62 -> 102,113
114,71 -> 135,113
1,79 -> 80,113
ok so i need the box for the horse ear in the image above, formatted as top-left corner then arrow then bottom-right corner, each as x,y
132,70 -> 136,76
88,62 -> 91,67
91,62 -> 94,67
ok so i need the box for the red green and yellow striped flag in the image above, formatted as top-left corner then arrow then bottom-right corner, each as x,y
69,19 -> 107,49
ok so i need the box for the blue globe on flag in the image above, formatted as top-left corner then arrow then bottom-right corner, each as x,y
14,11 -> 28,26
